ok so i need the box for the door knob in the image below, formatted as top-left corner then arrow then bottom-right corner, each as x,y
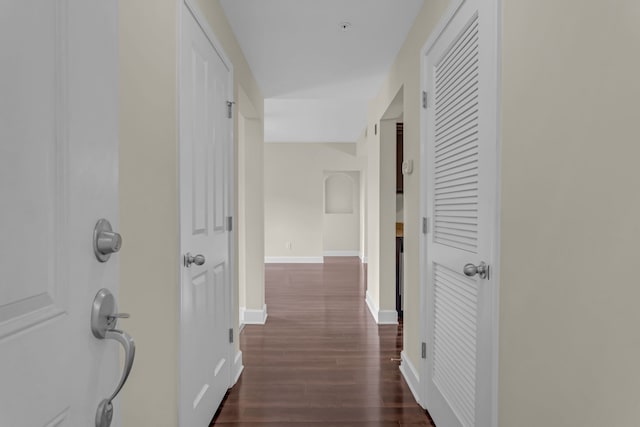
91,289 -> 135,427
463,262 -> 490,279
94,219 -> 122,262
184,252 -> 205,267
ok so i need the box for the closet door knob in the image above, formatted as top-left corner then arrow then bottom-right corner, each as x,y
184,253 -> 205,267
463,262 -> 489,279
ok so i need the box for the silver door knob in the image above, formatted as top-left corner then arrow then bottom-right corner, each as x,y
184,253 -> 205,267
94,219 -> 123,262
463,262 -> 489,279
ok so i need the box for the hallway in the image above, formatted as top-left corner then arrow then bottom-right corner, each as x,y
211,257 -> 434,426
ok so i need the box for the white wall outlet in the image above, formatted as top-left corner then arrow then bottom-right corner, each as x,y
285,241 -> 292,250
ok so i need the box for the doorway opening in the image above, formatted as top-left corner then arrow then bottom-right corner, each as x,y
380,87 -> 404,323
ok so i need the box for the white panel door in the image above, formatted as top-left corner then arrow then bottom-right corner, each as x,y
0,1 -> 120,426
423,0 -> 498,426
180,3 -> 233,425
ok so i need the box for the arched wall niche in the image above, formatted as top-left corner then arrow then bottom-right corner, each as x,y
324,172 -> 355,214
322,171 -> 360,256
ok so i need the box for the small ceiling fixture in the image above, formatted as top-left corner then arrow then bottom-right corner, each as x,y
339,21 -> 352,32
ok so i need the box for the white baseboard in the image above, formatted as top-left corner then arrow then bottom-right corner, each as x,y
231,350 -> 243,385
360,254 -> 368,264
239,307 -> 245,330
400,350 -> 424,409
365,290 -> 399,325
323,250 -> 360,257
365,290 -> 378,322
378,309 -> 399,324
240,304 -> 268,325
264,256 -> 324,264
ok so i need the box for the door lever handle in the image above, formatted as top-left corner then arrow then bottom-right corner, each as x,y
91,289 -> 136,427
95,328 -> 135,427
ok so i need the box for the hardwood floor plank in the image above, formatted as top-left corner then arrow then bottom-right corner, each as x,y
211,257 -> 433,426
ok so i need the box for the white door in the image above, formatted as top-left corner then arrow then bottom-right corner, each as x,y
0,1 -> 122,426
179,2 -> 234,425
423,0 -> 498,426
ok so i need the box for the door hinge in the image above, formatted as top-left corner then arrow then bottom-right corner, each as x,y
422,342 -> 427,359
229,328 -> 234,343
226,216 -> 233,232
422,91 -> 428,109
226,101 -> 235,119
422,217 -> 430,234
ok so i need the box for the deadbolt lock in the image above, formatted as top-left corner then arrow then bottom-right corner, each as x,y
94,219 -> 122,262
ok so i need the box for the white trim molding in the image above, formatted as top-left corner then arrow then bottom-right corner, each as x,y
184,0 -> 233,72
400,350 -> 424,409
365,290 -> 378,322
360,254 -> 368,264
323,250 -> 360,257
231,350 -> 243,386
264,256 -> 323,264
240,304 -> 268,325
365,290 -> 398,325
378,309 -> 398,324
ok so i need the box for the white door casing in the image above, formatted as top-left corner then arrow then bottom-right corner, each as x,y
179,1 -> 235,425
421,0 -> 499,426
0,1 -> 120,426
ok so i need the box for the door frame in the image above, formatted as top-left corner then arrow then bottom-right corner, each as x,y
418,0 -> 501,425
177,0 -> 237,407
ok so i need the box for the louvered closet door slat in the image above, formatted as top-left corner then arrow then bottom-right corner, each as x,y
434,146 -> 478,171
436,72 -> 479,119
436,134 -> 478,158
436,190 -> 478,201
435,222 -> 478,234
435,106 -> 478,139
433,13 -> 480,255
435,20 -> 479,86
436,57 -> 479,111
435,167 -> 478,186
433,261 -> 478,427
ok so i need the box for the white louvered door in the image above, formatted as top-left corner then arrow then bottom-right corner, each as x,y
423,0 -> 498,426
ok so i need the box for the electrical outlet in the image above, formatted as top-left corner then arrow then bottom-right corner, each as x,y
285,241 -> 292,250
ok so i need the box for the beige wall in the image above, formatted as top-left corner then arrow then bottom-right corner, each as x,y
238,109 -> 265,312
119,1 -> 179,425
365,123 -> 381,302
357,132 -> 368,261
119,1 -> 263,425
264,143 -> 363,259
323,171 -> 360,253
499,1 -> 640,426
365,0 -> 450,369
238,114 -> 246,310
365,119 -> 398,312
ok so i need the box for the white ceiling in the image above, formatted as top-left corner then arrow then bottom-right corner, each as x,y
219,0 -> 424,142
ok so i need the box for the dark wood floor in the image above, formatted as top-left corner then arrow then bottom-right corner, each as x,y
211,257 -> 434,426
